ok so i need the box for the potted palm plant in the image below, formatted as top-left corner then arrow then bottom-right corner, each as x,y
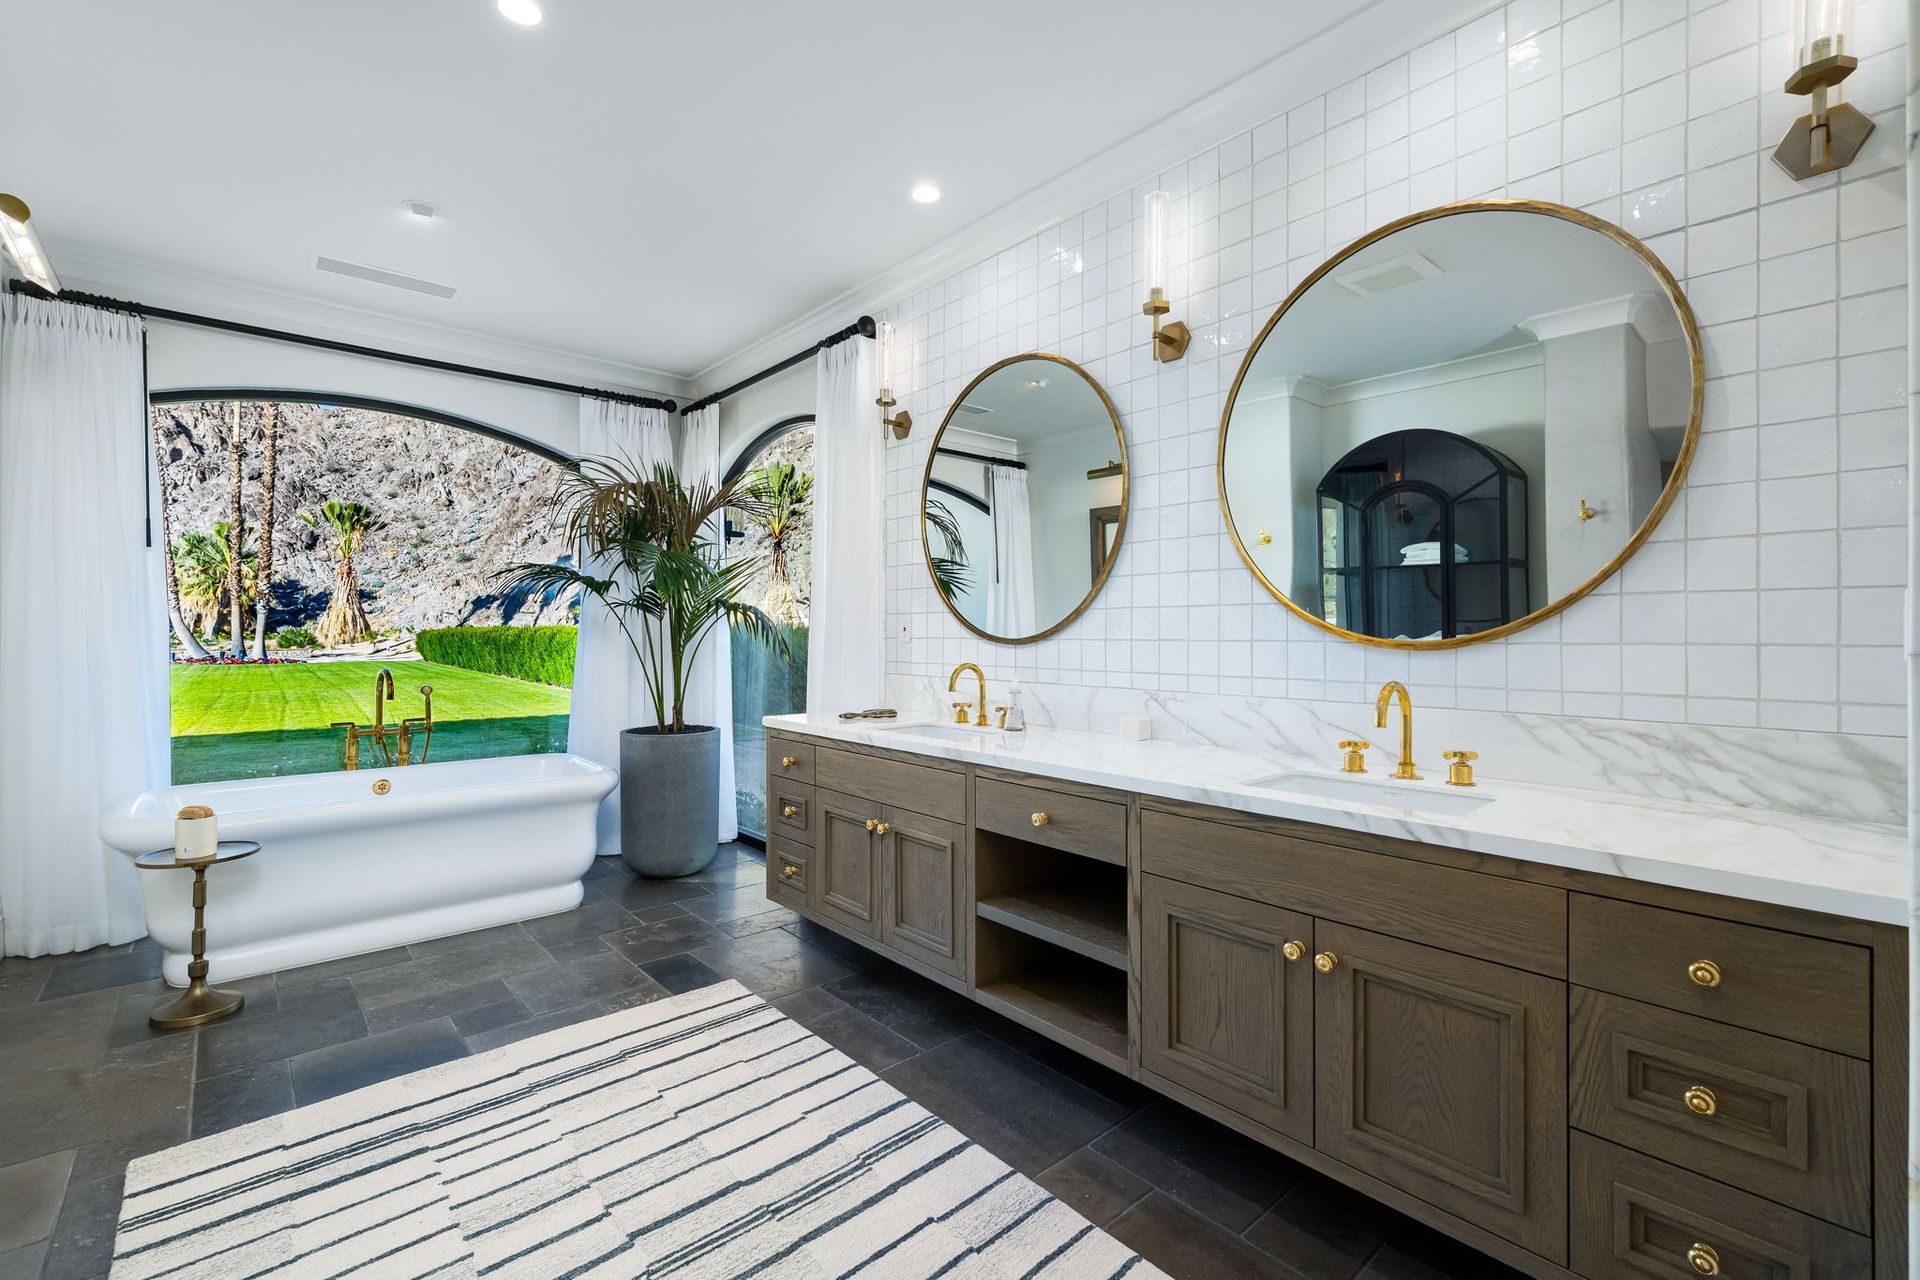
499,458 -> 780,877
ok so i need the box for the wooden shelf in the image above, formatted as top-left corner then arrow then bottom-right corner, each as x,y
977,886 -> 1127,970
975,962 -> 1128,1071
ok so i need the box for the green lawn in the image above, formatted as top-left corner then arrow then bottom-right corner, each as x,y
171,660 -> 571,783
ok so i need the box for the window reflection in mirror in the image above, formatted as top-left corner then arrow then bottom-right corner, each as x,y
1221,202 -> 1698,646
922,355 -> 1126,644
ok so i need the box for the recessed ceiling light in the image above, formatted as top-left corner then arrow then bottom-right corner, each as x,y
497,0 -> 543,26
402,200 -> 438,222
910,183 -> 941,204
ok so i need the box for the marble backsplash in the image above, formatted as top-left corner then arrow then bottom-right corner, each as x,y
884,674 -> 1904,827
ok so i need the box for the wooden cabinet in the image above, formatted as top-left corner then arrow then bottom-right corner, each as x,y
1313,920 -> 1567,1260
812,789 -> 881,938
877,804 -> 966,980
1139,875 -> 1314,1143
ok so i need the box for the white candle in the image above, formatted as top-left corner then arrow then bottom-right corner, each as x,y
175,805 -> 218,863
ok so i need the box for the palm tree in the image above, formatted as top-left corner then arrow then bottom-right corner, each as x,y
152,413 -> 210,658
174,523 -> 256,639
496,459 -> 781,732
249,403 -> 280,659
738,459 -> 812,627
301,499 -> 382,646
224,403 -> 247,657
924,497 -> 971,603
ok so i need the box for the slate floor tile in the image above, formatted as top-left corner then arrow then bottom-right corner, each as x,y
0,989 -> 119,1052
462,996 -> 634,1054
362,978 -> 517,1036
501,952 -> 663,1014
773,988 -> 920,1072
192,1061 -> 296,1139
449,998 -> 531,1038
823,966 -> 969,1027
0,961 -> 51,1008
1367,1223 -> 1529,1279
693,926 -> 856,1000
680,884 -> 789,925
589,875 -> 715,910
1035,1148 -> 1152,1228
0,1241 -> 48,1280
40,1171 -> 123,1280
0,1149 -> 75,1252
0,1053 -> 193,1165
1108,1192 -> 1306,1280
604,913 -> 729,965
405,923 -> 529,960
272,944 -> 413,990
520,901 -> 637,948
1092,1098 -> 1304,1232
38,946 -> 164,1002
544,935 -> 612,963
881,1032 -> 1132,1176
349,934 -> 554,1010
290,1018 -> 470,1106
638,952 -> 727,994
778,919 -> 880,970
1246,1170 -> 1406,1279
68,1120 -> 189,1188
195,1002 -> 367,1080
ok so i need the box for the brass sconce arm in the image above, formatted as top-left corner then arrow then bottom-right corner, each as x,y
1143,288 -> 1191,362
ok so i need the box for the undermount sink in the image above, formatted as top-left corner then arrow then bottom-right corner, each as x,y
1244,769 -> 1495,816
865,722 -> 1000,742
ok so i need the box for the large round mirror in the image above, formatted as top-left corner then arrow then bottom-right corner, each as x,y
1220,200 -> 1701,648
921,353 -> 1127,644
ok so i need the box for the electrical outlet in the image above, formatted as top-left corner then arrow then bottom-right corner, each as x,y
896,618 -> 912,640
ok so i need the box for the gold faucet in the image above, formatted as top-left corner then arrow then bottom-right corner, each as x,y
1374,681 -> 1419,780
948,662 -> 988,727
333,671 -> 435,770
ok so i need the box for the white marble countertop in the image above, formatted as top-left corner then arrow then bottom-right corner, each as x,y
765,713 -> 1908,926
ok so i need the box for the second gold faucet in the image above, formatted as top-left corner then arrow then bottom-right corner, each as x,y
1374,681 -> 1419,780
949,662 -> 988,727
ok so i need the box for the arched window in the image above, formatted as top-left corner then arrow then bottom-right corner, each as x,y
152,394 -> 574,783
722,415 -> 814,841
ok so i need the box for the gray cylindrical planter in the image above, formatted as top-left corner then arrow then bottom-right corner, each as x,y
618,725 -> 720,878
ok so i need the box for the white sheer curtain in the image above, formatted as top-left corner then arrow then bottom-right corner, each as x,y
0,294 -> 166,956
568,397 -> 673,854
985,463 -> 1037,638
679,403 -> 736,842
806,337 -> 884,715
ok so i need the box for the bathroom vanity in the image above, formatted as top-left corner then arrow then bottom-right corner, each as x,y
763,718 -> 1907,1280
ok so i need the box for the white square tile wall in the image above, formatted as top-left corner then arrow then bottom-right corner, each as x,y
876,0 -> 1907,742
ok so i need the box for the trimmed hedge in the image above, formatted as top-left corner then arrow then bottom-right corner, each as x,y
416,625 -> 577,688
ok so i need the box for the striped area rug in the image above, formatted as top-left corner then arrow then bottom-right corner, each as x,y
113,980 -> 1165,1279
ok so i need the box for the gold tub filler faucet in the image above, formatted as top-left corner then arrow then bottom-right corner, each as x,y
331,667 -> 434,769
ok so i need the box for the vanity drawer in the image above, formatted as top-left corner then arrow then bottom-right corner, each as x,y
1569,989 -> 1871,1232
1140,810 -> 1566,976
1569,895 -> 1871,1058
1570,1134 -> 1871,1279
766,841 -> 809,908
769,781 -> 818,847
814,746 -> 965,822
976,778 -> 1126,866
767,738 -> 815,785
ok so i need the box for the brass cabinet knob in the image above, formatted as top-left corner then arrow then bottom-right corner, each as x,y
781,755 -> 798,768
1281,940 -> 1306,962
874,821 -> 893,836
1031,812 -> 1051,827
1683,1085 -> 1718,1117
1688,959 -> 1723,988
1313,951 -> 1339,973
781,804 -> 801,819
1686,1242 -> 1720,1276
780,863 -> 799,878
865,818 -> 880,831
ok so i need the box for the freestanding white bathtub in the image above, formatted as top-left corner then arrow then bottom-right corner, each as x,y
100,753 -> 616,986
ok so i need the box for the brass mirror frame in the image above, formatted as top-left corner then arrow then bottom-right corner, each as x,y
1217,198 -> 1704,651
920,351 -> 1128,646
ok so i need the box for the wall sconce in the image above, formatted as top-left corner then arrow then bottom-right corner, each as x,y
1773,0 -> 1873,179
0,194 -> 61,294
1142,191 -> 1190,363
875,320 -> 912,440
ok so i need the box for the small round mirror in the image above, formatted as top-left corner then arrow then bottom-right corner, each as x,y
921,354 -> 1127,645
1220,200 -> 1701,648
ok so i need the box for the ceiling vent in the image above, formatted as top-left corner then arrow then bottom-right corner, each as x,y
955,402 -> 994,416
1332,250 -> 1441,298
313,255 -> 458,299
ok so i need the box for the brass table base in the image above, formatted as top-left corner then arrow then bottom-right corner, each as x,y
149,977 -> 244,1029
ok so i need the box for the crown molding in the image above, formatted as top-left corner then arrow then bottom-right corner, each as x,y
1517,292 -> 1682,346
41,241 -> 692,401
689,0 -> 1498,396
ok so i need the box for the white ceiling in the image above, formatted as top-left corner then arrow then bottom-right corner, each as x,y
0,0 -> 1412,385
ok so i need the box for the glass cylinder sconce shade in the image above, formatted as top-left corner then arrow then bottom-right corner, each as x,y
1775,0 -> 1870,179
1141,190 -> 1188,362
875,320 -> 912,439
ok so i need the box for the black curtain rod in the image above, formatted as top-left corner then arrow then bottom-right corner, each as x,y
6,281 -> 677,413
935,445 -> 1027,471
680,315 -> 875,417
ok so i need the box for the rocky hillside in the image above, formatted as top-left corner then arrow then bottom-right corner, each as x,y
154,401 -> 574,635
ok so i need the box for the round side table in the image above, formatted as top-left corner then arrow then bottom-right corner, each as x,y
135,840 -> 260,1029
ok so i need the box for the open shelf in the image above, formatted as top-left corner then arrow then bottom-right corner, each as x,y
975,958 -> 1128,1071
977,885 -> 1127,970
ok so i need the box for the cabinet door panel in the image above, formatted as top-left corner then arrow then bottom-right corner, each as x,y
1314,921 -> 1566,1261
879,806 -> 965,979
1140,875 -> 1313,1143
811,789 -> 879,938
